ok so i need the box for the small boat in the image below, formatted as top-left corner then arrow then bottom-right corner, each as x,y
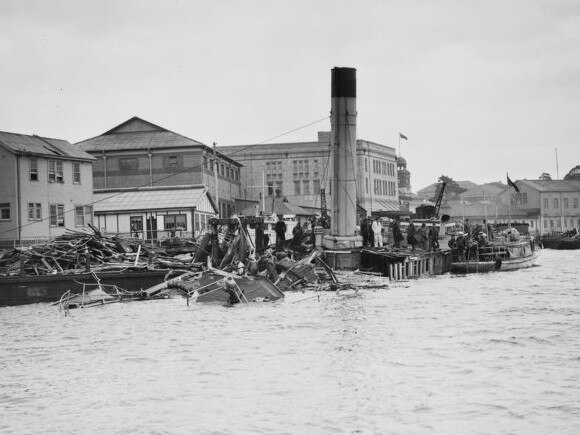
541,230 -> 580,250
450,235 -> 540,274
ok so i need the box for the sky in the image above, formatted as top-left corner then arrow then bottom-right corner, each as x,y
1,0 -> 579,191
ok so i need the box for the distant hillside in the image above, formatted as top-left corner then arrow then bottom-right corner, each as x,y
416,181 -> 478,198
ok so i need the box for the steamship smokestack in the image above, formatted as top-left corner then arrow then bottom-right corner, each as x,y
329,67 -> 360,240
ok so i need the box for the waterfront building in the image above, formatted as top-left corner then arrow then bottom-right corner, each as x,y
0,131 -> 94,244
93,185 -> 217,240
511,179 -> 580,235
218,132 -> 399,216
76,117 -> 242,218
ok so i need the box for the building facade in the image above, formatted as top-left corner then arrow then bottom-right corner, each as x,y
76,117 -> 242,218
0,131 -> 94,244
512,179 -> 580,235
219,132 -> 399,216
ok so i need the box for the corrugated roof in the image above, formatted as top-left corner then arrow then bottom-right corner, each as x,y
93,186 -> 211,213
519,179 -> 580,192
76,130 -> 205,152
0,131 -> 95,160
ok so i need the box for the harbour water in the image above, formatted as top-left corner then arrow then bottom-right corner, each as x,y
1,249 -> 579,434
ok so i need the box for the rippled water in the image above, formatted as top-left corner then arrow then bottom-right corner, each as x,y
1,249 -> 579,434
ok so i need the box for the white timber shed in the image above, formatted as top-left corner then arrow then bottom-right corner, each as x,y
93,185 -> 217,240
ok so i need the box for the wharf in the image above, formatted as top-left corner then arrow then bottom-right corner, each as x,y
359,248 -> 451,280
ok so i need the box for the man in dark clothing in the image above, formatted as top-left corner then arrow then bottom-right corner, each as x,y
292,221 -> 303,245
361,218 -> 369,247
429,226 -> 440,251
392,220 -> 403,248
407,221 -> 417,251
456,233 -> 466,261
274,216 -> 287,251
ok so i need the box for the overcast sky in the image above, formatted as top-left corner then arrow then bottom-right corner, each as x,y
1,0 -> 578,191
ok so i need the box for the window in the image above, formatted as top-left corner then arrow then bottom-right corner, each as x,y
293,160 -> 298,175
304,160 -> 309,177
164,214 -> 187,231
313,179 -> 320,195
0,203 -> 11,221
543,198 -> 549,209
294,180 -> 301,195
220,164 -> 224,176
543,220 -> 547,229
74,206 -> 92,227
119,158 -> 138,171
549,219 -> 554,229
364,159 -> 368,172
303,180 -> 310,195
226,167 -> 230,178
163,155 -> 180,169
28,203 -> 41,220
30,158 -> 38,181
564,198 -> 569,209
574,198 -> 579,209
314,160 -> 320,178
267,181 -> 274,196
276,180 -> 283,193
203,156 -> 208,169
365,178 -> 368,193
73,162 -> 81,183
130,216 -> 143,232
277,161 -> 282,178
48,160 -> 64,183
554,198 -> 559,209
50,204 -> 65,227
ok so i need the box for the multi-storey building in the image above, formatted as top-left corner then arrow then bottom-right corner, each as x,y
219,132 -> 399,215
76,117 -> 242,218
0,131 -> 95,243
512,179 -> 580,235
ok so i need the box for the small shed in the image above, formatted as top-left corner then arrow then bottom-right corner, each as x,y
93,185 -> 217,240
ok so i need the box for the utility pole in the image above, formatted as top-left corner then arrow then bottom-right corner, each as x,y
213,142 -> 219,217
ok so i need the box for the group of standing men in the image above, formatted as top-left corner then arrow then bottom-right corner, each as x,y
360,217 -> 439,251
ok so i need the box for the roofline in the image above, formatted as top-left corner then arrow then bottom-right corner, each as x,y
102,116 -> 169,135
95,206 -> 196,214
0,133 -> 95,161
94,184 -> 207,194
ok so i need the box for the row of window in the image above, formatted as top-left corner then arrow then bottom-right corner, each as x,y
0,203 -> 92,226
202,156 -> 240,180
130,214 -> 187,232
542,197 -> 579,209
365,159 -> 395,176
373,179 -> 397,197
29,158 -> 82,184
543,217 -> 580,229
266,161 -> 283,179
292,159 -> 320,179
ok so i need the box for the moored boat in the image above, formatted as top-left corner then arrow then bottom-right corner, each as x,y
541,230 -> 580,250
450,236 -> 540,274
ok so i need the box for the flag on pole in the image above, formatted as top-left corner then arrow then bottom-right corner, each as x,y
399,133 -> 408,140
507,175 -> 520,193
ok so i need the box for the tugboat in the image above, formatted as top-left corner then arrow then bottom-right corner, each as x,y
450,228 -> 540,273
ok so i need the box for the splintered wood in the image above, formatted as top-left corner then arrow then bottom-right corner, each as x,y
0,227 -> 191,277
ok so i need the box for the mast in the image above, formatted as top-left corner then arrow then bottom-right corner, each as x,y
213,142 -> 219,217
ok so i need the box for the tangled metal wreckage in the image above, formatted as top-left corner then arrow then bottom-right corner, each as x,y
49,217 -> 340,312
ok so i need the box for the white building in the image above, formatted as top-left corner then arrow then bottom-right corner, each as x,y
0,131 -> 95,244
93,185 -> 218,240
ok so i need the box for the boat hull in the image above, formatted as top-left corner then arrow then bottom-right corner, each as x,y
542,238 -> 580,250
450,250 -> 540,273
0,269 -> 169,306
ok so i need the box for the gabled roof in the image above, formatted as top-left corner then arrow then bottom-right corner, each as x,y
76,116 -> 205,152
0,131 -> 95,161
519,179 -> 580,192
93,185 -> 217,213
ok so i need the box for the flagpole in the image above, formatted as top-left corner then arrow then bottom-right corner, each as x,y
398,134 -> 401,156
507,173 -> 512,230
